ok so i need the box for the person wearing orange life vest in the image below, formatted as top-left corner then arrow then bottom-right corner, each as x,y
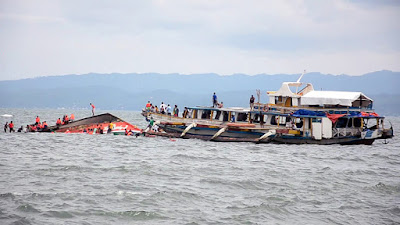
70,114 -> 75,122
43,121 -> 48,129
64,115 -> 69,124
90,103 -> 95,116
35,116 -> 40,125
56,118 -> 62,126
9,121 -> 15,132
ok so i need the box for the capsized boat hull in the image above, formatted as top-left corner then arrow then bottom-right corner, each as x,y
45,113 -> 141,134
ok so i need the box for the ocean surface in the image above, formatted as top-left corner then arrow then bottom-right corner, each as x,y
0,108 -> 399,225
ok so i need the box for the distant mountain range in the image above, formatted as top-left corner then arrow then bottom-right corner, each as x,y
0,70 -> 399,115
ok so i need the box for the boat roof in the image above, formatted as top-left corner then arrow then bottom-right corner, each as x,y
301,91 -> 373,107
187,106 -> 250,112
268,82 -> 314,97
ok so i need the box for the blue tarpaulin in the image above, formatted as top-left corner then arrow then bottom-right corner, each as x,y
292,109 -> 326,117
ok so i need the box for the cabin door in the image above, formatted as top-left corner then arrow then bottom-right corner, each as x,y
285,97 -> 292,107
312,118 -> 322,140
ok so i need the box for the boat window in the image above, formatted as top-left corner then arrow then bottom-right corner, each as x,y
296,118 -> 303,128
214,110 -> 221,120
271,115 -> 286,125
271,115 -> 277,125
237,113 -> 248,122
201,110 -> 211,119
336,118 -> 348,128
366,118 -> 378,129
353,118 -> 361,128
223,111 -> 229,121
231,112 -> 236,122
262,115 -> 267,124
252,113 -> 260,123
275,96 -> 283,105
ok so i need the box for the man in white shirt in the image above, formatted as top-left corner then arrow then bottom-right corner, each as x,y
160,102 -> 167,114
166,104 -> 172,115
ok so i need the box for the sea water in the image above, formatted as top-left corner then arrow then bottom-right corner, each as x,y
0,108 -> 399,225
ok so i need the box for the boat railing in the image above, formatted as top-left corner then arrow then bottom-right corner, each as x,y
253,104 -> 375,114
333,128 -> 362,137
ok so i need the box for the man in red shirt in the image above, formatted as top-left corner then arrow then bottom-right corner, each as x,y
9,121 -> 15,132
90,103 -> 95,116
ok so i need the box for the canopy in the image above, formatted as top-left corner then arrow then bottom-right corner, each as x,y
301,91 -> 373,107
292,109 -> 326,117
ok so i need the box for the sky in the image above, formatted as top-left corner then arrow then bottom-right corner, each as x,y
0,0 -> 399,80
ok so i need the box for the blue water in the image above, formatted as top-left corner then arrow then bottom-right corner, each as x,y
1,108 -> 399,224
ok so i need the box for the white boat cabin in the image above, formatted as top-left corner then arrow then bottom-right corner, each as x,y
267,82 -> 373,109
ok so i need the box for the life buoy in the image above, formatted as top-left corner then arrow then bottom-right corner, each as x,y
263,105 -> 269,112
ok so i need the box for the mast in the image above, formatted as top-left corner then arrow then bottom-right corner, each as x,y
296,69 -> 306,94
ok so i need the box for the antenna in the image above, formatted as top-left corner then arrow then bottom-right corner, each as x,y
296,69 -> 306,83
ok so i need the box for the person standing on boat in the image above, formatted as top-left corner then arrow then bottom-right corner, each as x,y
166,104 -> 172,116
4,122 -> 8,132
35,116 -> 40,125
250,95 -> 255,110
213,92 -> 218,108
70,114 -> 75,122
146,101 -> 151,111
90,103 -> 95,116
182,107 -> 189,118
173,105 -> 179,117
160,102 -> 166,114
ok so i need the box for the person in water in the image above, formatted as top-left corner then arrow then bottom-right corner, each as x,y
90,103 -> 95,116
9,121 -> 14,132
4,122 -> 8,132
213,92 -> 218,108
107,122 -> 113,133
56,118 -> 62,127
18,126 -> 23,132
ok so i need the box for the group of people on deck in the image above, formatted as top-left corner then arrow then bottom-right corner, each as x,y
145,101 -> 180,117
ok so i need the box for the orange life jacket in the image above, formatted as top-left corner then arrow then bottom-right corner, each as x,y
71,114 -> 75,120
146,103 -> 151,108
9,123 -> 14,129
65,116 -> 69,121
36,117 -> 40,123
56,119 -> 61,124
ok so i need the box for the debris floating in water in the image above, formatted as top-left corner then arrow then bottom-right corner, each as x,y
1,114 -> 13,117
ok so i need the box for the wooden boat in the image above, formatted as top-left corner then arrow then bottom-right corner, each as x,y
141,72 -> 393,145
41,113 -> 141,135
